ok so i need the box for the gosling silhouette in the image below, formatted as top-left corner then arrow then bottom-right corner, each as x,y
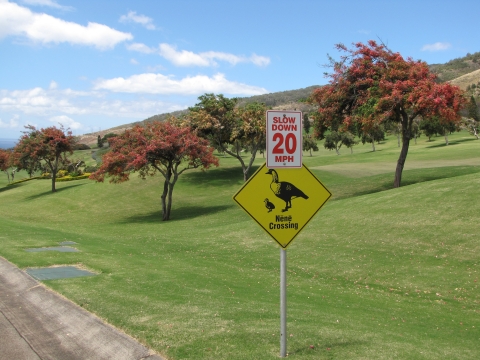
266,169 -> 308,212
264,198 -> 275,212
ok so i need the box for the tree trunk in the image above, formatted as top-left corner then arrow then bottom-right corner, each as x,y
397,134 -> 400,147
161,177 -> 169,221
309,149 -> 312,156
394,112 -> 412,188
371,141 -> 375,152
444,133 -> 449,145
49,161 -> 57,193
165,182 -> 174,221
350,147 -> 353,154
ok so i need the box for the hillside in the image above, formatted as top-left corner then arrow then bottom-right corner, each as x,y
77,52 -> 480,146
449,68 -> 480,95
430,51 -> 480,82
77,86 -> 320,145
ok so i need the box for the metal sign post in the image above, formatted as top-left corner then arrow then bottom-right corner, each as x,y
280,248 -> 287,357
233,111 -> 332,358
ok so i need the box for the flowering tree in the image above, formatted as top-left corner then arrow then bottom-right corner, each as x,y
90,121 -> 219,221
0,149 -> 13,183
14,125 -> 75,192
186,94 -> 266,181
311,40 -> 466,187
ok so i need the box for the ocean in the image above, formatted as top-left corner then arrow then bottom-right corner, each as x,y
0,139 -> 17,149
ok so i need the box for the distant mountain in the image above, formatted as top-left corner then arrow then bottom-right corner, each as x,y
449,68 -> 480,92
430,51 -> 480,82
78,52 -> 480,145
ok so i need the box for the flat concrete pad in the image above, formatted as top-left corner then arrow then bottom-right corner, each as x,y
25,246 -> 79,253
26,266 -> 95,281
0,257 -> 164,360
59,241 -> 78,246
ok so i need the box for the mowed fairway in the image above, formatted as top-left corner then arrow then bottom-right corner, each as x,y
1,131 -> 479,359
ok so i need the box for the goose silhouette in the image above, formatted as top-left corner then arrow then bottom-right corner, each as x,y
266,169 -> 308,212
264,198 -> 275,212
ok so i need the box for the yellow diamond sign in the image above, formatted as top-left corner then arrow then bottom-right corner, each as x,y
233,163 -> 332,248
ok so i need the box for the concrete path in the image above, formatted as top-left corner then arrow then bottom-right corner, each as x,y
0,257 -> 164,360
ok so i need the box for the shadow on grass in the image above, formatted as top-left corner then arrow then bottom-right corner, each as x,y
118,204 -> 234,223
424,136 -> 479,148
289,339 -> 368,356
24,183 -> 88,201
0,182 -> 27,193
330,165 -> 480,201
181,164 -> 262,187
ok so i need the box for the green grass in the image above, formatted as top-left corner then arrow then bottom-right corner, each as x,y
1,131 -> 479,359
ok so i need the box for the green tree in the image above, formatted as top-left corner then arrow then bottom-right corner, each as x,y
467,95 -> 479,122
303,113 -> 311,134
341,131 -> 358,154
97,135 -> 104,148
302,134 -> 318,156
186,94 -> 266,181
462,117 -> 480,139
360,124 -> 385,152
419,117 -> 441,141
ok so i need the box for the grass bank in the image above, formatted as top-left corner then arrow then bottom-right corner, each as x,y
0,131 -> 479,359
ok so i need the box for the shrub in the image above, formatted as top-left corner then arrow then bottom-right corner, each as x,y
57,170 -> 69,178
84,165 -> 98,173
55,173 -> 91,182
73,143 -> 91,150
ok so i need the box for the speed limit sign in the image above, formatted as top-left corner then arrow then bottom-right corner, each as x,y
266,110 -> 302,168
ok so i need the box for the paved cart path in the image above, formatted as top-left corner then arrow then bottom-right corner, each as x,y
0,257 -> 164,360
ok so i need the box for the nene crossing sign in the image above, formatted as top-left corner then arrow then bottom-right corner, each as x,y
233,163 -> 332,248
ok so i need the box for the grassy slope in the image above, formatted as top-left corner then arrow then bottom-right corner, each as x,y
0,132 -> 479,359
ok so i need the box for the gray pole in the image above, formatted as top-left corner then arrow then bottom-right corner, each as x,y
280,248 -> 287,357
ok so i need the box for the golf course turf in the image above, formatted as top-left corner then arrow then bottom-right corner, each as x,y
1,131 -> 479,359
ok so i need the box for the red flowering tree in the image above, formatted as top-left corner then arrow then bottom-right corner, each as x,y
311,40 -> 466,187
0,149 -> 13,183
90,121 -> 219,221
14,125 -> 75,192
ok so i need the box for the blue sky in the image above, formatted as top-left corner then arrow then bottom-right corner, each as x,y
1,0 -> 479,139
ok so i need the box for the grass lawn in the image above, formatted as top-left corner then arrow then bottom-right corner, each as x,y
0,131 -> 479,359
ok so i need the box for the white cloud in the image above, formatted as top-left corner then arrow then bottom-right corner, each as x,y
0,1 -> 133,49
49,115 -> 82,129
0,87 -> 86,115
126,42 -> 156,54
159,43 -> 211,66
126,42 -> 271,67
49,80 -> 58,90
119,11 -> 155,30
250,53 -> 270,67
421,42 -> 451,52
21,0 -> 73,11
0,114 -> 20,128
158,43 -> 271,67
0,86 -> 186,120
94,72 -> 268,96
130,58 -> 139,65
